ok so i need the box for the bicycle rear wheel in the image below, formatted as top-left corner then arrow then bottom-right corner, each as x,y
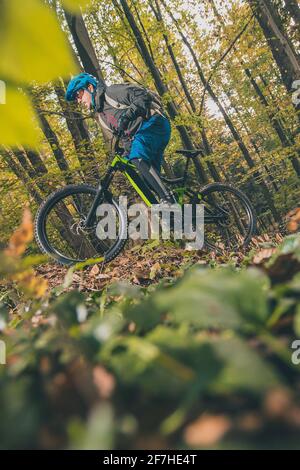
194,183 -> 256,252
35,184 -> 127,266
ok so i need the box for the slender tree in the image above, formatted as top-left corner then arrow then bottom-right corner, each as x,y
63,9 -> 105,81
160,0 -> 280,220
249,1 -> 300,96
149,0 -> 221,181
0,149 -> 43,204
284,0 -> 300,26
117,0 -> 209,183
208,0 -> 300,176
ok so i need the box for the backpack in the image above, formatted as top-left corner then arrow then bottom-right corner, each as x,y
104,84 -> 164,117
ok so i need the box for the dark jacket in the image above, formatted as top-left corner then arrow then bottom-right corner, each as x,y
94,80 -> 165,154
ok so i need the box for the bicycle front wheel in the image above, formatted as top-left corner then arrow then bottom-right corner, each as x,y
35,184 -> 127,266
194,183 -> 256,252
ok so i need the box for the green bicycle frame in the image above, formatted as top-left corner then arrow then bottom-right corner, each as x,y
84,154 -> 159,227
83,153 -> 227,228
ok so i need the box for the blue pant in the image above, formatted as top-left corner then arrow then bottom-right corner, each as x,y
127,114 -> 171,172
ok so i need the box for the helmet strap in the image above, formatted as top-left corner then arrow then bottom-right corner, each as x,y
86,89 -> 96,109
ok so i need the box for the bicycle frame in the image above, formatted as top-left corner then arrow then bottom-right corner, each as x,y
84,155 -> 158,227
83,154 -> 228,228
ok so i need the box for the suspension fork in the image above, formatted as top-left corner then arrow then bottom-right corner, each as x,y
84,166 -> 116,228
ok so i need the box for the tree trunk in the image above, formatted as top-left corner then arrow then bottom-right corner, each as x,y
249,1 -> 300,95
25,150 -> 48,179
131,0 -> 156,65
161,0 -> 279,220
243,68 -> 300,175
162,0 -> 256,168
54,79 -> 98,182
37,112 -> 70,173
284,0 -> 300,29
223,90 -> 280,191
209,0 -> 300,176
63,9 -> 105,82
150,0 -> 220,182
117,0 -> 208,183
14,148 -> 38,180
1,149 -> 43,204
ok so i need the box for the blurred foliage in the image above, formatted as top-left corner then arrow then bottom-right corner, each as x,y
0,216 -> 300,449
0,208 -> 48,300
0,0 -> 81,146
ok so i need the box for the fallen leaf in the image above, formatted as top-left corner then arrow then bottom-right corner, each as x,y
184,414 -> 231,447
93,366 -> 115,399
253,247 -> 276,264
263,388 -> 292,418
287,220 -> 299,233
5,208 -> 33,257
90,264 -> 100,277
286,207 -> 300,233
236,412 -> 262,431
97,273 -> 110,280
149,262 -> 161,280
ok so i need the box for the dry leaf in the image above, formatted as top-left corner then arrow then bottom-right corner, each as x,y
134,269 -> 148,280
93,365 -> 115,399
253,247 -> 276,264
5,208 -> 33,257
149,262 -> 161,280
184,414 -> 231,447
263,388 -> 292,417
39,356 -> 51,374
287,220 -> 299,233
294,209 -> 300,222
97,273 -> 110,280
236,412 -> 262,431
286,207 -> 300,233
128,322 -> 136,332
90,264 -> 100,277
14,269 -> 48,298
285,406 -> 300,426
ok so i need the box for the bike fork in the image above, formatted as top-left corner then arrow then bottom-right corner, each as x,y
84,169 -> 115,228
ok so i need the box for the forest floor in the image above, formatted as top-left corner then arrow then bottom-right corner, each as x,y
35,232 -> 284,292
3,212 -> 300,450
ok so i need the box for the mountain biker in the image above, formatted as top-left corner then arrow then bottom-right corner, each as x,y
65,72 -> 175,203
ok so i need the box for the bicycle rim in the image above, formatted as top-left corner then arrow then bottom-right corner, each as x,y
36,186 -> 126,265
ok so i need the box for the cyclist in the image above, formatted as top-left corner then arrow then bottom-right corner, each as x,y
65,72 -> 175,203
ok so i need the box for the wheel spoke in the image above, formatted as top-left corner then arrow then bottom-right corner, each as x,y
39,188 -> 124,264
195,185 -> 255,252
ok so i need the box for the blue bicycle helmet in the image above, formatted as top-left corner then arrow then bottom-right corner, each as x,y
65,73 -> 98,105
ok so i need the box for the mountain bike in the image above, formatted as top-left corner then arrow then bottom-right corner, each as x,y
35,148 -> 256,266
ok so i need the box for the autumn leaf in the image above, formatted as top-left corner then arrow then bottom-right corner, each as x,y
93,366 -> 115,399
252,247 -> 276,265
2,209 -> 48,298
5,208 -> 33,257
184,414 -> 231,447
149,262 -> 161,280
263,388 -> 292,418
13,269 -> 48,299
287,208 -> 300,233
90,264 -> 100,277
